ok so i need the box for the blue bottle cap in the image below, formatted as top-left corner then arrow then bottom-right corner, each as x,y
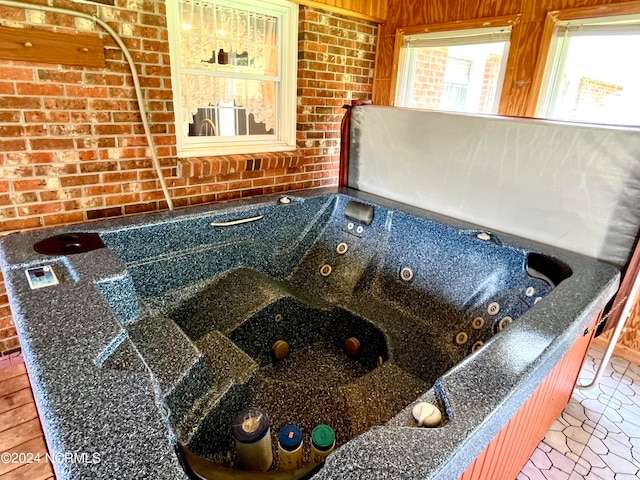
232,407 -> 270,444
278,424 -> 302,451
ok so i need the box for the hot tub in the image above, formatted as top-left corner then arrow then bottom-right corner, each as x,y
0,188 -> 619,480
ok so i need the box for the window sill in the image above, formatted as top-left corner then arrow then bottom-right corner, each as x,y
176,150 -> 303,178
176,141 -> 297,158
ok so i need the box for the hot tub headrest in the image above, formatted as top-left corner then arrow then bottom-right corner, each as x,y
344,200 -> 374,226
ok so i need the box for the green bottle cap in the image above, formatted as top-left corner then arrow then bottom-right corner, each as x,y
311,424 -> 335,451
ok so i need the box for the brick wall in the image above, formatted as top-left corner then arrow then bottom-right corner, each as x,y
478,53 -> 502,113
409,48 -> 447,109
297,8 -> 376,172
572,77 -> 624,119
407,49 -> 504,114
0,1 -> 377,355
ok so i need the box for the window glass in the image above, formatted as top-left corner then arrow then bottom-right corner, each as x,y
538,21 -> 640,125
167,0 -> 297,156
181,76 -> 277,137
442,57 -> 471,111
396,28 -> 511,114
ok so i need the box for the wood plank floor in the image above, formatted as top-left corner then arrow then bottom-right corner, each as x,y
0,360 -> 54,480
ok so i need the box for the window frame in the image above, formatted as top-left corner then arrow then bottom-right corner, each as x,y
389,15 -> 521,114
166,0 -> 298,157
527,2 -> 640,118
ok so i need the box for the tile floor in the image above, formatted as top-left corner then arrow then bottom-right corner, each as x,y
518,346 -> 640,480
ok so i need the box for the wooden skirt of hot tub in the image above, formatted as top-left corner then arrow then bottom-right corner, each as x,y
459,314 -> 600,480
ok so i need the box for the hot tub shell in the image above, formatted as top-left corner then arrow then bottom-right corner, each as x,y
0,188 -> 619,480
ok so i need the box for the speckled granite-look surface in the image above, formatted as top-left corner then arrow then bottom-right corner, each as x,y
0,188 -> 619,480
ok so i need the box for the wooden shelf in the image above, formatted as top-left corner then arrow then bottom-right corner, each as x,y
0,26 -> 104,68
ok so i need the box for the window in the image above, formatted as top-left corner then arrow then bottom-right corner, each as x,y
166,0 -> 298,156
442,57 -> 472,110
395,26 -> 511,115
537,15 -> 640,126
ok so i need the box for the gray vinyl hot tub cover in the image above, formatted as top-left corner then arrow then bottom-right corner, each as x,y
348,106 -> 640,268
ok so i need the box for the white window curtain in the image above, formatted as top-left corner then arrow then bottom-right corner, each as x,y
179,0 -> 278,132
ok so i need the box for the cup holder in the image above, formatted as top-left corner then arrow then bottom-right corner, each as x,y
56,235 -> 79,242
34,233 -> 105,256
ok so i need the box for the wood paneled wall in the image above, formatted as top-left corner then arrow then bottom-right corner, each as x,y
621,298 -> 640,353
295,0 -> 387,22
374,0 -> 636,115
594,298 -> 640,364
